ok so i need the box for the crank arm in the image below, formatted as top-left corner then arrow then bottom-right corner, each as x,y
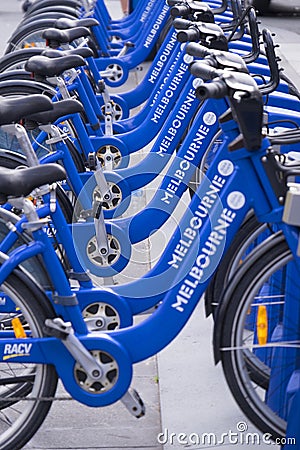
44,318 -> 103,381
93,201 -> 109,255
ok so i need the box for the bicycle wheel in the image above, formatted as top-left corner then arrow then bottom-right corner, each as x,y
21,6 -> 80,23
24,0 -> 82,16
18,13 -> 80,31
0,48 -> 48,72
0,270 -> 57,450
218,233 -> 295,439
5,19 -> 58,53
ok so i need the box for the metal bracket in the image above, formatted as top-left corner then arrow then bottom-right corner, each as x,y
44,318 -> 104,381
21,218 -> 50,232
39,124 -> 68,145
46,77 -> 71,100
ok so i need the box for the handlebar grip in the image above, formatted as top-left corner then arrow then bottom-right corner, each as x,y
172,18 -> 192,30
189,61 -> 220,80
170,4 -> 190,17
186,42 -> 211,57
177,28 -> 199,43
196,80 -> 228,100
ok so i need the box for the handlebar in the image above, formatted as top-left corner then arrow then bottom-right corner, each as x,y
196,80 -> 228,100
189,61 -> 222,80
177,28 -> 199,43
170,4 -> 190,18
259,28 -> 280,95
173,18 -> 193,30
170,1 -> 214,21
186,42 -> 211,58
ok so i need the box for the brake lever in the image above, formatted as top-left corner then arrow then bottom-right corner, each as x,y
241,7 -> 261,63
258,28 -> 281,96
209,0 -> 228,15
220,0 -> 245,35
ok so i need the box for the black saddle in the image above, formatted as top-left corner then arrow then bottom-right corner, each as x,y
0,164 -> 66,203
42,27 -> 91,46
26,99 -> 83,125
0,95 -> 53,125
42,47 -> 94,59
25,54 -> 86,77
55,18 -> 99,30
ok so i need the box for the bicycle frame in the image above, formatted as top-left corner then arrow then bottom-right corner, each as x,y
0,94 -> 299,411
5,77 -> 300,283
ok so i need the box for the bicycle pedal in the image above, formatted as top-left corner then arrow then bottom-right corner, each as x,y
121,388 -> 145,418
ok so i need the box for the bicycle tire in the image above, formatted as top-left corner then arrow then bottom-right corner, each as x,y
5,19 -> 58,54
0,269 -> 57,450
218,233 -> 291,439
24,0 -> 82,16
18,12 -> 80,30
0,48 -> 49,72
21,5 -> 80,22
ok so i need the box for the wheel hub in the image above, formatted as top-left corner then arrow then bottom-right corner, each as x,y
86,234 -> 121,267
74,350 -> 118,394
97,145 -> 122,169
93,182 -> 122,211
83,302 -> 121,331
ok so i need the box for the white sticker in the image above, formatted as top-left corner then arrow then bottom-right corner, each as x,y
203,112 -> 217,126
227,191 -> 246,210
183,54 -> 194,64
192,78 -> 203,89
218,160 -> 234,177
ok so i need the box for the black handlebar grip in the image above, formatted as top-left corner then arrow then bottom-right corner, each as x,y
186,42 -> 211,57
177,28 -> 199,43
189,61 -> 220,80
172,18 -> 192,29
196,80 -> 228,100
170,4 -> 190,17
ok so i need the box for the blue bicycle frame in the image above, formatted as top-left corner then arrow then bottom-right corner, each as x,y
0,89 -> 299,414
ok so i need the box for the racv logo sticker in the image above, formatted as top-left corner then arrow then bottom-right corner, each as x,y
3,343 -> 32,361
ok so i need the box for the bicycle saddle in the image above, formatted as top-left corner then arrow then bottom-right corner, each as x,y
42,47 -> 94,59
42,27 -> 90,46
25,54 -> 86,77
54,17 -> 100,30
0,95 -> 53,125
26,98 -> 83,125
0,164 -> 66,203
